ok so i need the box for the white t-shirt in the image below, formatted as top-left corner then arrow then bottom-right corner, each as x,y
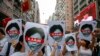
79,46 -> 92,56
45,45 -> 63,56
0,37 -> 8,49
0,42 -> 14,56
10,52 -> 26,56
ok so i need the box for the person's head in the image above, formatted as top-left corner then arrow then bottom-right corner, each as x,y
49,25 -> 63,42
80,39 -> 90,49
81,24 -> 93,37
6,23 -> 20,39
14,35 -> 24,52
25,27 -> 45,51
65,36 -> 75,47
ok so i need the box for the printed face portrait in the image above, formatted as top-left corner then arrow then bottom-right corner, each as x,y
81,24 -> 93,37
65,36 -> 75,48
49,25 -> 64,42
25,27 -> 45,51
6,23 -> 20,40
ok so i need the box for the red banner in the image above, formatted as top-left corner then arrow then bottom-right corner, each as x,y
21,0 -> 31,12
25,36 -> 44,44
75,2 -> 96,22
1,18 -> 12,27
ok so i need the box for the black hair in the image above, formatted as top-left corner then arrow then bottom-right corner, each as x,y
0,28 -> 5,35
49,25 -> 63,37
25,27 -> 45,42
65,36 -> 75,42
14,35 -> 23,52
6,23 -> 20,35
83,39 -> 90,49
81,24 -> 93,31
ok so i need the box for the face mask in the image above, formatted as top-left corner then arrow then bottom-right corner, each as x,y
28,42 -> 42,51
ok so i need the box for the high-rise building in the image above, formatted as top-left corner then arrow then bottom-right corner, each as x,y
0,0 -> 21,20
34,1 -> 40,23
0,0 -> 21,27
65,0 -> 74,32
55,0 -> 74,32
55,0 -> 66,20
21,0 -> 40,23
0,0 -> 40,23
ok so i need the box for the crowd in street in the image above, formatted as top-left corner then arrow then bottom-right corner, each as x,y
0,19 -> 100,56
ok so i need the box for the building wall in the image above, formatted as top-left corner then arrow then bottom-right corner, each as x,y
20,0 -> 40,23
34,1 -> 40,23
55,0 -> 74,32
55,0 -> 66,20
65,0 -> 74,32
0,0 -> 21,19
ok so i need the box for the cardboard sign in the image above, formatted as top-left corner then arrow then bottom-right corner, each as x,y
65,33 -> 78,51
48,21 -> 65,45
24,22 -> 47,54
78,21 -> 97,41
5,19 -> 22,42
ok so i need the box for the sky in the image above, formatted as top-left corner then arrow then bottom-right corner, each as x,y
36,0 -> 56,24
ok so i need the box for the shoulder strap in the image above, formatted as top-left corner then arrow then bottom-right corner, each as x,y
6,43 -> 11,56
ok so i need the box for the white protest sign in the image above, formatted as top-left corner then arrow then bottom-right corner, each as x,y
65,33 -> 78,51
24,22 -> 47,54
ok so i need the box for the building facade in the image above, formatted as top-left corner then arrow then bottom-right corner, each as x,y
21,0 -> 40,23
0,0 -> 40,27
73,0 -> 96,21
0,0 -> 21,20
65,0 -> 74,32
55,0 -> 66,20
55,0 -> 74,32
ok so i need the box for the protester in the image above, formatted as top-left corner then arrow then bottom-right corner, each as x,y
78,39 -> 92,56
25,27 -> 45,52
0,28 -> 7,52
10,35 -> 25,56
76,32 -> 96,56
0,20 -> 22,56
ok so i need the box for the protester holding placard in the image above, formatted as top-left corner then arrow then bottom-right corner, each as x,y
77,21 -> 97,56
0,19 -> 22,56
24,22 -> 47,56
47,21 -> 65,56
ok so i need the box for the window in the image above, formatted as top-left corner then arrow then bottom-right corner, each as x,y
74,10 -> 79,15
74,5 -> 78,10
80,4 -> 87,11
88,0 -> 93,4
74,0 -> 78,5
80,0 -> 85,5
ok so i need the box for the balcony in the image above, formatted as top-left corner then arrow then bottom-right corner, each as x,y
0,1 -> 21,18
80,4 -> 87,11
0,2 -> 13,17
79,0 -> 87,10
13,9 -> 21,18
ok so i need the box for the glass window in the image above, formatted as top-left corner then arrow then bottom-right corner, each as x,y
80,4 -> 87,11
